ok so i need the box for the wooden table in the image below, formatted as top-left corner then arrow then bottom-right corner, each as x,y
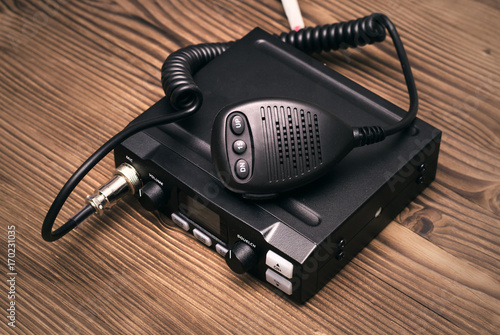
1,0 -> 499,333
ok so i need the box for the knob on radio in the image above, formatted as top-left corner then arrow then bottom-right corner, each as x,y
225,242 -> 257,274
138,181 -> 167,211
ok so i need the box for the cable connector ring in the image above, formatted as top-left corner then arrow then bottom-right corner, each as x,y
86,163 -> 141,215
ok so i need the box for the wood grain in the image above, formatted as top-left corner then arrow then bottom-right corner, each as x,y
0,0 -> 499,334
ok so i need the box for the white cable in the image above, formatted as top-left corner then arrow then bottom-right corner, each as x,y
281,0 -> 305,31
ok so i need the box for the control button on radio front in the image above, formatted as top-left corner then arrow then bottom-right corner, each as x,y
215,244 -> 228,257
138,181 -> 166,211
171,213 -> 190,231
225,241 -> 256,274
193,228 -> 212,247
265,269 -> 293,295
266,251 -> 294,279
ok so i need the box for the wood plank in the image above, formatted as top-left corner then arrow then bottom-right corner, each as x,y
356,223 -> 500,334
0,0 -> 499,334
398,183 -> 500,278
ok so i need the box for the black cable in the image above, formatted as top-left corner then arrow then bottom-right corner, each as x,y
43,44 -> 233,242
161,42 -> 233,113
42,111 -> 198,241
276,14 -> 386,51
280,13 -> 417,145
160,14 -> 417,146
42,13 -> 417,241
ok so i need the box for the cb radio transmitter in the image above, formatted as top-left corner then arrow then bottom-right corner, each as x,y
111,28 -> 441,303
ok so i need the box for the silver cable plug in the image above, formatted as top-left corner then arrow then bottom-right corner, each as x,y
68,163 -> 141,227
86,163 -> 142,214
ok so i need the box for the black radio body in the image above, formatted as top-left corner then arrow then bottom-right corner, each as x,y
114,28 -> 441,303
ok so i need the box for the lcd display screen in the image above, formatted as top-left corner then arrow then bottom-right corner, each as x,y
178,192 -> 227,242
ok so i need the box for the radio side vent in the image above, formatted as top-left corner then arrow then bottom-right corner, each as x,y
261,105 -> 322,182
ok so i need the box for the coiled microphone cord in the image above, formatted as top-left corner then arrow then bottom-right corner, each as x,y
42,13 -> 417,241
